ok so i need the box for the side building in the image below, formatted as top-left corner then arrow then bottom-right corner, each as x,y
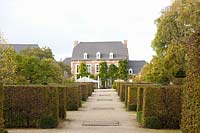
64,40 -> 146,78
0,44 -> 39,52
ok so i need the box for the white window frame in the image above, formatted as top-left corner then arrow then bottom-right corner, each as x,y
86,64 -> 92,73
83,52 -> 88,59
96,52 -> 101,59
95,64 -> 99,74
109,52 -> 113,59
129,68 -> 133,75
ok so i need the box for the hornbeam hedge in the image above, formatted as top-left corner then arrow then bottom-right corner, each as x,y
0,83 -> 4,132
3,85 -> 59,128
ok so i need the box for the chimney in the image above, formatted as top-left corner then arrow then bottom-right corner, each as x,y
123,40 -> 127,47
74,40 -> 78,47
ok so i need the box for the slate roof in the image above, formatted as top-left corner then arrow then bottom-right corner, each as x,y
63,57 -> 71,66
72,41 -> 128,60
128,60 -> 146,74
0,44 -> 39,53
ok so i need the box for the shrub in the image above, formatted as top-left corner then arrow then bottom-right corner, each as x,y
144,116 -> 162,129
65,84 -> 81,111
142,85 -> 181,129
3,85 -> 59,128
127,86 -> 137,111
37,115 -> 57,129
0,83 -> 4,133
80,84 -> 88,101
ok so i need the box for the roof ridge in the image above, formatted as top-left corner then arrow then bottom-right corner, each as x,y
79,41 -> 122,43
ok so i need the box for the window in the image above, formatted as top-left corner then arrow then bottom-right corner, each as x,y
109,52 -> 113,59
76,64 -> 79,74
95,64 -> 99,73
83,52 -> 88,59
96,52 -> 101,59
129,68 -> 133,75
86,64 -> 91,73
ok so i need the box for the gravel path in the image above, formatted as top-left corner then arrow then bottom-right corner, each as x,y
7,89 -> 181,133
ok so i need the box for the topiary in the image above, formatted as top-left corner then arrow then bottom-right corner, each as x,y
37,115 -> 57,128
145,116 -> 162,129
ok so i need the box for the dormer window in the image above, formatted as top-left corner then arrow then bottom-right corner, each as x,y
109,52 -> 113,59
84,52 -> 88,59
96,52 -> 101,59
129,68 -> 133,75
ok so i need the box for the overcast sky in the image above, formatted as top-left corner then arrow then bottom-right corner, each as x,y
0,0 -> 171,62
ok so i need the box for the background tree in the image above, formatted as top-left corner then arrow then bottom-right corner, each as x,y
0,46 -> 17,84
108,64 -> 118,85
77,62 -> 89,78
21,47 -> 54,60
118,60 -> 128,81
99,61 -> 108,88
58,62 -> 71,77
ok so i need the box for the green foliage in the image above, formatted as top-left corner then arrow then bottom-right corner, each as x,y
119,83 -> 126,102
127,86 -> 137,111
21,47 -> 54,60
144,116 -> 162,129
108,64 -> 118,84
0,83 -> 4,133
141,56 -> 170,84
99,61 -> 108,88
3,130 -> 8,133
58,61 -> 71,77
16,54 -> 62,84
118,60 -> 128,81
0,46 -> 17,84
137,111 -> 142,124
3,85 -> 59,128
37,115 -> 57,129
77,62 -> 89,78
181,29 -> 200,132
65,84 -> 81,111
58,86 -> 66,119
80,84 -> 89,101
142,85 -> 181,129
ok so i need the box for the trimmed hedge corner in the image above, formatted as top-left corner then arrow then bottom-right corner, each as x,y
141,85 -> 182,129
3,85 -> 59,128
65,84 -> 81,111
127,86 -> 137,111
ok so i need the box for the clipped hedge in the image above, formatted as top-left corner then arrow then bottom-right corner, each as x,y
80,84 -> 89,101
124,83 -> 133,107
141,85 -> 182,129
58,86 -> 66,119
127,86 -> 137,111
3,85 -> 59,128
119,83 -> 126,102
65,84 -> 81,111
0,83 -> 4,132
88,83 -> 94,96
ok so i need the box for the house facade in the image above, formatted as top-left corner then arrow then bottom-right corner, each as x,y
65,40 -> 146,77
